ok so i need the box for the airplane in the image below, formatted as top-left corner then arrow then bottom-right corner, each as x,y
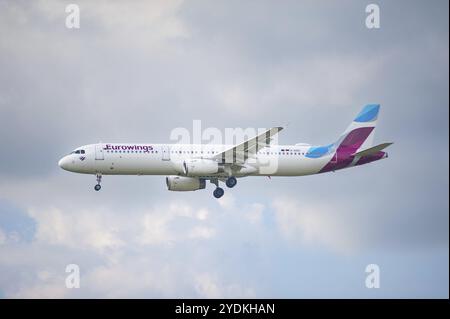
58,104 -> 392,198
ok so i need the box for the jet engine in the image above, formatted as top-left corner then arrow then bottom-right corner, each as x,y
166,176 -> 206,191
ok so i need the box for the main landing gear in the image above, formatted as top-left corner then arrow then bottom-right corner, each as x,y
211,177 -> 237,198
94,173 -> 102,191
213,187 -> 224,199
210,178 -> 224,199
225,176 -> 237,188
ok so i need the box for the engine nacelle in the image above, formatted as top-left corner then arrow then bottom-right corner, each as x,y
183,159 -> 221,176
166,176 -> 206,191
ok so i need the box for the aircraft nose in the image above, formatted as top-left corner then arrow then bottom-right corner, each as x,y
58,156 -> 69,170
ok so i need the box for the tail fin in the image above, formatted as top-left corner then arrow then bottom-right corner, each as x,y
334,104 -> 380,152
318,104 -> 387,173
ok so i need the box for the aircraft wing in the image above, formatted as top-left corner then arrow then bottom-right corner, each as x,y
212,127 -> 283,164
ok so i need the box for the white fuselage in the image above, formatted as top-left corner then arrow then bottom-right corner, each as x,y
58,143 -> 333,177
57,105 -> 390,197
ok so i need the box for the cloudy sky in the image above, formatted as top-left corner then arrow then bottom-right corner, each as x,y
0,0 -> 448,298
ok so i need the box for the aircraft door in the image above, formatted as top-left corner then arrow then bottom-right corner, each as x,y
161,145 -> 170,161
95,144 -> 105,160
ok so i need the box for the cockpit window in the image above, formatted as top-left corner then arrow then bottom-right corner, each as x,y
70,149 -> 85,154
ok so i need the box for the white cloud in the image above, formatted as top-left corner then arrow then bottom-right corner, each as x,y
10,279 -> 68,299
25,198 -> 215,249
140,211 -> 176,245
85,264 -> 155,298
217,192 -> 236,209
194,273 -> 255,298
194,273 -> 221,298
272,197 -> 362,254
188,226 -> 216,239
216,195 -> 265,225
28,207 -> 125,252
196,208 -> 209,221
139,201 -> 214,244
244,203 -> 264,224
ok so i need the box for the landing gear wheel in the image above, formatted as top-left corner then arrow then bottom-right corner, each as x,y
94,173 -> 102,191
225,176 -> 237,188
213,187 -> 224,199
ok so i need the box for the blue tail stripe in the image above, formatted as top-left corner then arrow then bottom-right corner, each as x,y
354,104 -> 380,122
305,144 -> 334,158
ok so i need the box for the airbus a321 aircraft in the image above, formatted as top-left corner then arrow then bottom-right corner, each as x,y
58,104 -> 392,198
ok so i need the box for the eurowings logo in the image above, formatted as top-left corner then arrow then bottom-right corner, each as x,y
104,144 -> 154,152
79,156 -> 86,161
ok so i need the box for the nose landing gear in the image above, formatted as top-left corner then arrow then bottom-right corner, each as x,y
94,173 -> 102,191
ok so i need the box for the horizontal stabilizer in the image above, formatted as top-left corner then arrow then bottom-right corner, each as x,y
353,142 -> 393,157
